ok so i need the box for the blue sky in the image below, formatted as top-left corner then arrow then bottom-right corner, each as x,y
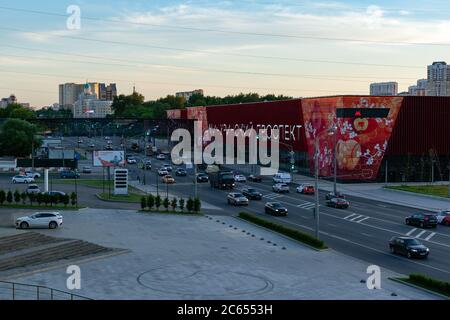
0,0 -> 449,107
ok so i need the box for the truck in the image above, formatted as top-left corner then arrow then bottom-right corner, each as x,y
208,170 -> 235,190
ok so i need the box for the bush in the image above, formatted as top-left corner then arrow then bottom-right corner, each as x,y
42,193 -> 50,206
179,198 -> 185,212
171,198 -> 178,212
36,192 -> 43,206
147,194 -> 155,211
141,196 -> 147,210
28,192 -> 35,206
20,192 -> 27,204
0,190 -> 5,205
70,192 -> 77,207
193,198 -> 201,213
6,191 -> 13,204
408,274 -> 450,297
238,212 -> 326,249
14,190 -> 21,204
186,197 -> 194,213
163,198 -> 169,211
63,194 -> 70,207
155,195 -> 162,210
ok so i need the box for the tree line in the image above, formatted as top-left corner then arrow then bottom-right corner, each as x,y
141,195 -> 201,213
0,190 -> 78,208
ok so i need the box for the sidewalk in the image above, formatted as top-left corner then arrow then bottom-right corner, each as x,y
292,173 -> 450,212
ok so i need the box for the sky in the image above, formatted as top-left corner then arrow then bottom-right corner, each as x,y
0,0 -> 450,108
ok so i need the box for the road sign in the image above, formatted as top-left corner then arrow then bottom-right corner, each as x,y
114,169 -> 128,195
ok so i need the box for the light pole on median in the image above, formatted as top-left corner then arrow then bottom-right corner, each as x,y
328,124 -> 338,195
314,137 -> 320,239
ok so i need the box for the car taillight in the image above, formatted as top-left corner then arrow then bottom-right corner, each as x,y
424,217 -> 429,220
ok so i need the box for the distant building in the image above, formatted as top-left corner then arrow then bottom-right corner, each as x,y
408,79 -> 427,96
0,94 -> 17,108
175,89 -> 204,100
370,82 -> 398,96
60,82 -> 118,111
426,61 -> 450,96
73,83 -> 113,118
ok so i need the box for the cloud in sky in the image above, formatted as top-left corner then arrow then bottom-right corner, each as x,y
0,0 -> 449,107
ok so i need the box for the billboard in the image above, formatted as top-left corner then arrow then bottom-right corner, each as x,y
93,151 -> 125,167
301,96 -> 403,180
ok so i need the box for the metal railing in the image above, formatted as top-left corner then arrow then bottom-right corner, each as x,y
0,280 -> 92,300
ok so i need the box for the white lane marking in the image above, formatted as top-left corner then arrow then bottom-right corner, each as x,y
344,213 -> 358,220
406,228 -> 417,236
356,217 -> 370,223
425,232 -> 436,241
349,215 -> 364,222
415,230 -> 427,239
263,193 -> 284,200
361,233 -> 373,238
296,202 -> 316,210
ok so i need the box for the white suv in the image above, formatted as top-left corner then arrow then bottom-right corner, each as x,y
16,212 -> 63,229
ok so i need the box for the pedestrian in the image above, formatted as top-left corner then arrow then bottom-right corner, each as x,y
137,175 -> 140,183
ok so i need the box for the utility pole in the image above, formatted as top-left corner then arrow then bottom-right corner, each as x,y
314,137 -> 320,240
385,160 -> 388,186
194,164 -> 198,199
448,165 -> 450,196
333,129 -> 337,194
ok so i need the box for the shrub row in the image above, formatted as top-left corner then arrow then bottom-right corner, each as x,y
141,195 -> 201,214
0,189 -> 77,207
408,274 -> 450,297
238,212 -> 326,249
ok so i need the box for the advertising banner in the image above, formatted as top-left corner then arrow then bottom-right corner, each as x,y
93,151 -> 125,167
301,96 -> 403,180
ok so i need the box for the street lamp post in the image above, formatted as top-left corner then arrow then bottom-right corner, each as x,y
328,124 -> 338,195
314,137 -> 320,239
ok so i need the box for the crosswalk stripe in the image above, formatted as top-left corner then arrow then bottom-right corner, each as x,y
424,232 -> 436,241
415,230 -> 427,239
344,213 -> 357,220
349,215 -> 364,221
296,203 -> 316,209
356,216 -> 370,223
263,193 -> 283,200
406,228 -> 417,236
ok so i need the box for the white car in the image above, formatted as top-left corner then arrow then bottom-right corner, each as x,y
157,154 -> 166,160
234,174 -> 247,183
273,172 -> 292,184
26,184 -> 41,194
158,168 -> 169,176
12,175 -> 34,184
16,212 -> 63,230
127,157 -> 137,164
162,164 -> 173,172
273,183 -> 290,193
25,171 -> 41,179
436,210 -> 450,224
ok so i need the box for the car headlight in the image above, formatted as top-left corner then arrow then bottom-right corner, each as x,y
411,249 -> 417,252
426,248 -> 429,252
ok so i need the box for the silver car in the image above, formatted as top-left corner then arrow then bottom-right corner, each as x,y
273,183 -> 290,193
12,175 -> 34,184
26,184 -> 41,194
227,193 -> 249,206
16,212 -> 63,229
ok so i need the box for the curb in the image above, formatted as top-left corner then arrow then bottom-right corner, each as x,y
95,194 -> 139,204
389,277 -> 449,300
233,216 -> 328,252
383,187 -> 450,202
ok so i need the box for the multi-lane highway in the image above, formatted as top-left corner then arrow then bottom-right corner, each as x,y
64,135 -> 450,282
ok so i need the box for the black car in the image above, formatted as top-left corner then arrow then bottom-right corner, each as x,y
44,191 -> 66,198
405,213 -> 438,228
325,192 -> 345,200
326,197 -> 349,209
389,236 -> 429,259
60,170 -> 80,179
196,173 -> 209,183
248,175 -> 262,182
175,168 -> 187,176
242,188 -> 262,200
265,202 -> 288,216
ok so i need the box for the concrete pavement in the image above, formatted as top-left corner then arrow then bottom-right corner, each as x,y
1,209 -> 441,300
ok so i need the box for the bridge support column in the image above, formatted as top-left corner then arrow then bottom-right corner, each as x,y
44,169 -> 49,192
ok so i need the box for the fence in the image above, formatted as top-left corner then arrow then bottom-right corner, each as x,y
0,280 -> 92,300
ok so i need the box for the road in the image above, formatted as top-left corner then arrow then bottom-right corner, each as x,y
31,135 -> 450,281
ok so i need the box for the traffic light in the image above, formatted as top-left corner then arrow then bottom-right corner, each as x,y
336,108 -> 390,118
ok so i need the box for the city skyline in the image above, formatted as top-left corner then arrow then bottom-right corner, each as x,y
1,0 -> 450,107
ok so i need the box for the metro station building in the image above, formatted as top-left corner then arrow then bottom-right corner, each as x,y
167,96 -> 450,182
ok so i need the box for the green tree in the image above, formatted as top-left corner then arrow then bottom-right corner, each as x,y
155,195 -> 162,211
63,194 -> 70,207
43,193 -> 50,206
6,191 -> 13,204
193,198 -> 201,213
0,190 -> 5,205
179,198 -> 185,212
70,192 -> 77,207
36,192 -> 43,206
14,190 -> 21,204
147,194 -> 155,211
20,192 -> 27,204
141,196 -> 147,210
186,197 -> 194,213
171,197 -> 178,212
0,119 -> 41,157
28,192 -> 35,206
163,197 -> 169,211
111,92 -> 145,116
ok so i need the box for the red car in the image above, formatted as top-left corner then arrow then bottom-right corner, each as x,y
296,184 -> 315,195
437,210 -> 450,226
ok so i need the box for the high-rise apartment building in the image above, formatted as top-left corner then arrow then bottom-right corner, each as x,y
426,61 -> 450,96
59,82 -> 118,111
73,83 -> 113,118
408,79 -> 427,96
370,82 -> 398,96
175,89 -> 204,100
